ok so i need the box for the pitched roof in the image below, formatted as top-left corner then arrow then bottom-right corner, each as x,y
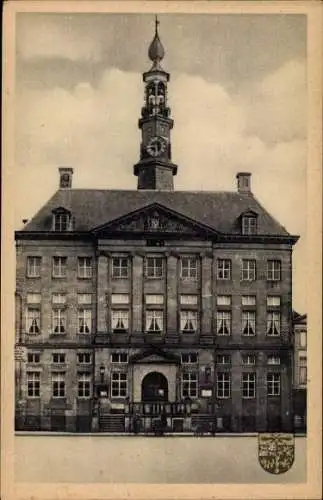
20,188 -> 291,236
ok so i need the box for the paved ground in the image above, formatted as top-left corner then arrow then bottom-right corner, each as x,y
15,435 -> 306,484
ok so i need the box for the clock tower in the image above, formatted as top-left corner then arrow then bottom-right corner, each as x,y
134,17 -> 178,190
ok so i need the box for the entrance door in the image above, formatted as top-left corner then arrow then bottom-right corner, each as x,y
141,372 -> 169,401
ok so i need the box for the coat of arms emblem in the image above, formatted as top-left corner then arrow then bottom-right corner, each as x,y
258,433 -> 295,474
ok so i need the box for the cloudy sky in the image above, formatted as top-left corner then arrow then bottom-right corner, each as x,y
14,12 -> 307,311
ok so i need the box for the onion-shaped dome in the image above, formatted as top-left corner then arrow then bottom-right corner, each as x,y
148,17 -> 165,66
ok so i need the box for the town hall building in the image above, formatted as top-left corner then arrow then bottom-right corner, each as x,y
15,20 -> 299,433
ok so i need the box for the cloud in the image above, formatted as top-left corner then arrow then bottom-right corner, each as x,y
14,60 -> 306,311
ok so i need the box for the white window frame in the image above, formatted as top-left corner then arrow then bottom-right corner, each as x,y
78,308 -> 92,334
112,257 -> 129,278
267,372 -> 281,396
217,259 -> 231,280
27,371 -> 40,398
111,353 -> 128,364
266,312 -> 281,336
180,310 -> 198,333
181,352 -> 198,364
242,373 -> 256,399
146,310 -> 163,333
77,293 -> 92,305
77,352 -> 92,364
216,311 -> 231,336
52,352 -> 66,364
181,372 -> 198,398
241,259 -> 256,281
78,257 -> 92,279
27,256 -> 41,278
180,294 -> 198,306
216,372 -> 231,399
267,356 -> 281,365
267,260 -> 281,281
77,373 -> 91,398
52,256 -> 67,278
111,310 -> 129,333
242,311 -> 256,336
242,216 -> 257,235
27,293 -> 41,304
27,352 -> 40,364
180,257 -> 197,279
145,257 -> 164,278
111,372 -> 128,398
241,355 -> 256,366
51,372 -> 66,398
54,212 -> 70,232
216,355 -> 231,365
267,296 -> 281,307
26,308 -> 41,334
52,308 -> 66,334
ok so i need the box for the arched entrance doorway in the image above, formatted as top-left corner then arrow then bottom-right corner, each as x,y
141,372 -> 169,402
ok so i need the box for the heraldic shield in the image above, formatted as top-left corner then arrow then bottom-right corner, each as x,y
258,433 -> 295,474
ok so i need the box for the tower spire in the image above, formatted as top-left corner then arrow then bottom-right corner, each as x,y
133,17 -> 177,190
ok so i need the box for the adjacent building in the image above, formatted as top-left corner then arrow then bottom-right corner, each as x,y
15,20 -> 299,433
292,311 -> 307,431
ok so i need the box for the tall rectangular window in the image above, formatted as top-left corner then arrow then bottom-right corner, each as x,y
242,373 -> 256,399
146,257 -> 164,278
78,373 -> 91,398
78,257 -> 92,278
112,257 -> 129,278
216,311 -> 231,335
111,310 -> 129,333
299,356 -> 307,385
267,260 -> 281,281
266,312 -> 281,336
181,373 -> 198,398
111,372 -> 128,398
52,309 -> 66,334
216,372 -> 231,398
242,311 -> 256,336
180,311 -> 198,333
242,216 -> 257,235
27,256 -> 41,278
299,331 -> 307,347
180,257 -> 197,279
78,308 -> 92,334
241,260 -> 256,281
54,212 -> 70,232
267,373 -> 281,396
52,372 -> 65,398
146,310 -> 163,333
52,257 -> 67,278
217,259 -> 231,280
27,372 -> 40,398
26,309 -> 41,334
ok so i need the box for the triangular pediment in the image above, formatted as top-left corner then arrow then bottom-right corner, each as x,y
93,202 -> 217,237
130,346 -> 181,364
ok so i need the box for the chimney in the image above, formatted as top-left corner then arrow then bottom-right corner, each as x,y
236,172 -> 251,194
59,167 -> 74,189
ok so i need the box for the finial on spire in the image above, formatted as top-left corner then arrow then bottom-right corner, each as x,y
148,15 -> 165,68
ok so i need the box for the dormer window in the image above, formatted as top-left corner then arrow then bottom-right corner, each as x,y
241,211 -> 257,235
52,208 -> 72,232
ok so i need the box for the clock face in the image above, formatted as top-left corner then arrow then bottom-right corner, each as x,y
146,136 -> 167,157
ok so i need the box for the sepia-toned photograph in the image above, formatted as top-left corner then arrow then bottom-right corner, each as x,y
2,1 -> 322,499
